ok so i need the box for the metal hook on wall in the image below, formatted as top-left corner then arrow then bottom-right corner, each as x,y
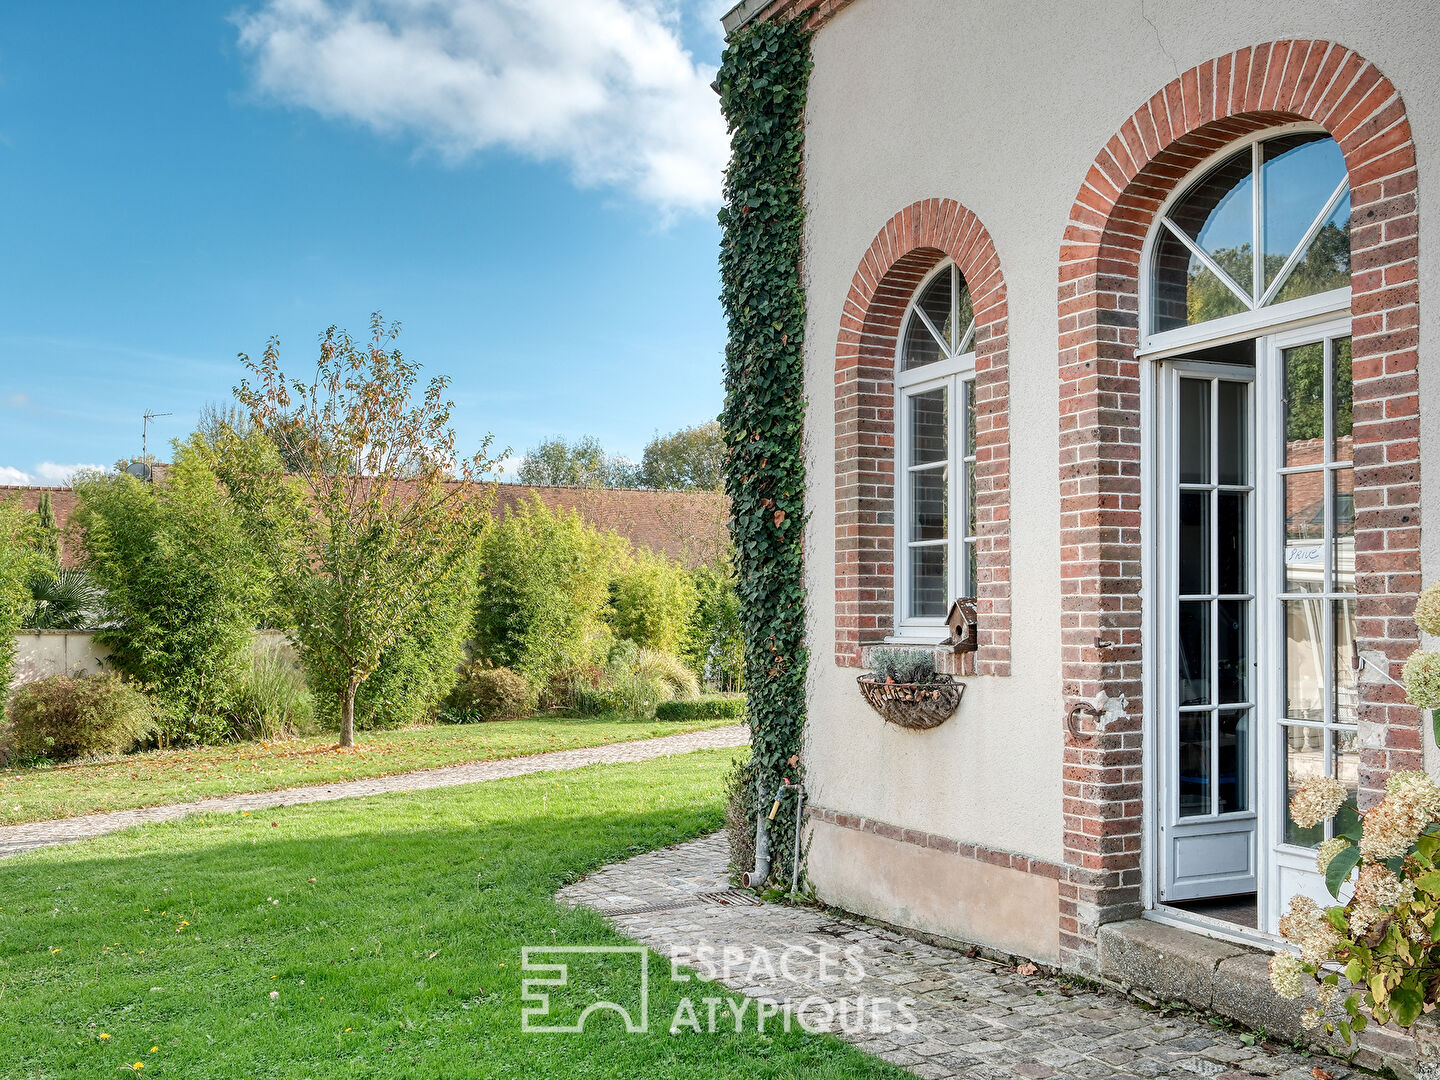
1066,701 -> 1101,742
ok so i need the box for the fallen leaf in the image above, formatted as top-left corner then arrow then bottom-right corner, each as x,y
1312,1069 -> 1334,1080
1016,962 -> 1038,976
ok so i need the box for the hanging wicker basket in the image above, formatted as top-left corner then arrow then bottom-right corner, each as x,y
856,674 -> 964,730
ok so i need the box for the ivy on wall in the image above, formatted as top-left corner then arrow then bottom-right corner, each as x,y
716,19 -> 812,881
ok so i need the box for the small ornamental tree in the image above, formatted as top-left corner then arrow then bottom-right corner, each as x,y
223,315 -> 499,747
0,499 -> 41,698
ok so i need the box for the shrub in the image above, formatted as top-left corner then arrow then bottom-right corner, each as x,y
473,496 -> 619,685
5,673 -> 157,760
0,500 -> 44,699
72,440 -> 270,743
446,661 -> 539,721
723,755 -> 758,883
635,648 -> 699,700
867,647 -> 944,684
684,558 -> 744,692
654,695 -> 746,722
607,546 -> 698,657
229,643 -> 314,741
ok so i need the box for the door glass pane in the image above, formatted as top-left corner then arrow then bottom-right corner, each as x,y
1284,473 -> 1325,592
1169,148 -> 1255,299
1152,227 -> 1249,332
1273,190 -> 1352,305
1178,713 -> 1212,818
908,389 -> 948,464
1217,380 -> 1247,484
1284,598 -> 1326,721
1334,729 -> 1360,838
1217,491 -> 1247,594
1218,709 -> 1249,814
1284,342 -> 1325,464
1217,598 -> 1249,704
1284,724 -> 1326,846
909,468 -> 948,541
1178,379 -> 1211,483
1335,598 -> 1358,727
909,546 -> 947,619
1262,134 -> 1347,291
1179,600 -> 1211,706
1333,468 -> 1355,593
1332,336 -> 1353,461
916,269 -> 954,349
1178,492 -> 1210,595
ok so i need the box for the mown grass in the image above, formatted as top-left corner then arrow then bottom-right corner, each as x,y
0,747 -> 898,1079
0,715 -> 739,825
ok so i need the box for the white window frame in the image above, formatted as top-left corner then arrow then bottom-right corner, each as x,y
1137,124 -> 1357,947
892,260 -> 977,642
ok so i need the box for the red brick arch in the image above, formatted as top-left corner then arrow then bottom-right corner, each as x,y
1056,41 -> 1421,970
834,199 -> 1010,674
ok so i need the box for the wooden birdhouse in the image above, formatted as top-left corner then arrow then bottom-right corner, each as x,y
944,597 -> 978,653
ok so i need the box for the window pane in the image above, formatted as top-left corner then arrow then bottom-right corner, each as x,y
963,380 -> 976,457
908,389 -> 948,465
1335,598 -> 1358,727
966,540 -> 977,597
1272,189 -> 1351,304
908,545 -> 948,619
1332,336 -> 1353,461
916,269 -> 953,349
1179,378 -> 1210,484
1217,598 -> 1249,704
1217,491 -> 1247,594
909,468 -> 948,542
1262,134 -> 1347,293
1179,600 -> 1210,706
1284,473 -> 1325,591
965,461 -> 977,539
1334,729 -> 1360,838
1218,709 -> 1249,814
1284,598 -> 1326,721
956,277 -> 974,351
1284,724 -> 1325,846
1178,713 -> 1212,818
1284,342 -> 1325,464
1333,468 -> 1354,593
1217,380 -> 1247,485
902,311 -> 944,370
1178,491 -> 1210,595
1169,148 -> 1255,299
1151,226 -> 1248,332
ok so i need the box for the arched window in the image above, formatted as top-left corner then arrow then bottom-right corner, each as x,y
895,261 -> 976,634
1150,132 -> 1350,334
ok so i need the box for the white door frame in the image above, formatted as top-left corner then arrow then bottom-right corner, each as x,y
1139,306 -> 1351,946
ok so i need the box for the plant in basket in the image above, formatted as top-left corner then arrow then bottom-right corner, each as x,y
857,648 -> 964,730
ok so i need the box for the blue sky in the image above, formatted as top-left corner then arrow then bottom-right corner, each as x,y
0,0 -> 732,484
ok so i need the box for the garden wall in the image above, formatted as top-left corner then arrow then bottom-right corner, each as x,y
9,630 -> 296,691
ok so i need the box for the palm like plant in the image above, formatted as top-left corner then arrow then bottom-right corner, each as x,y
26,569 -> 104,631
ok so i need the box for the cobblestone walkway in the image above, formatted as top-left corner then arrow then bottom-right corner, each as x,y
0,725 -> 749,859
560,834 -> 1356,1080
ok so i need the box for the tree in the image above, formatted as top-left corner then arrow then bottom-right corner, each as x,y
0,500 -> 42,698
516,435 -> 640,489
222,315 -> 498,747
607,546 -> 698,656
72,442 -> 269,741
639,421 -> 725,491
34,491 -> 61,566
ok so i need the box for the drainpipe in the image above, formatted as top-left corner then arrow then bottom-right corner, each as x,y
742,781 -> 806,893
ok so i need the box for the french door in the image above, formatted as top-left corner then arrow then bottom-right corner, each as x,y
1157,360 -> 1258,902
1155,317 -> 1357,929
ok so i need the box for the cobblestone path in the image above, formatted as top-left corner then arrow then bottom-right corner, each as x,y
560,834 -> 1357,1080
0,725 -> 749,859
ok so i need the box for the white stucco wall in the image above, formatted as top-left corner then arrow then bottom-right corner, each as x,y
8,631 -> 296,692
800,0 -> 1440,861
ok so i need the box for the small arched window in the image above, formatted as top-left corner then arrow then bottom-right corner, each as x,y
895,262 -> 977,633
1151,132 -> 1350,334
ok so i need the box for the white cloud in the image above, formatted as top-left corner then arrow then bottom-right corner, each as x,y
233,0 -> 729,213
0,463 -> 105,487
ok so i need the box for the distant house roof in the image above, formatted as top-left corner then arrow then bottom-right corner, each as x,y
0,480 -> 729,569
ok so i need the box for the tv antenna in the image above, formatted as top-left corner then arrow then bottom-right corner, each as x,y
142,410 -> 173,459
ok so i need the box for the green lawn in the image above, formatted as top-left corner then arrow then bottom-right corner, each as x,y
0,748 -> 898,1079
0,716 -> 739,826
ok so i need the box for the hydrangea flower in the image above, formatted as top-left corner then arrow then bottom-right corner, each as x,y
1402,650 -> 1440,709
1278,895 -> 1341,966
1414,581 -> 1440,639
1290,775 -> 1347,829
1269,953 -> 1305,999
1315,836 -> 1350,874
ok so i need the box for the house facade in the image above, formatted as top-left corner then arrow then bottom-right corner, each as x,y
722,0 -> 1440,1027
